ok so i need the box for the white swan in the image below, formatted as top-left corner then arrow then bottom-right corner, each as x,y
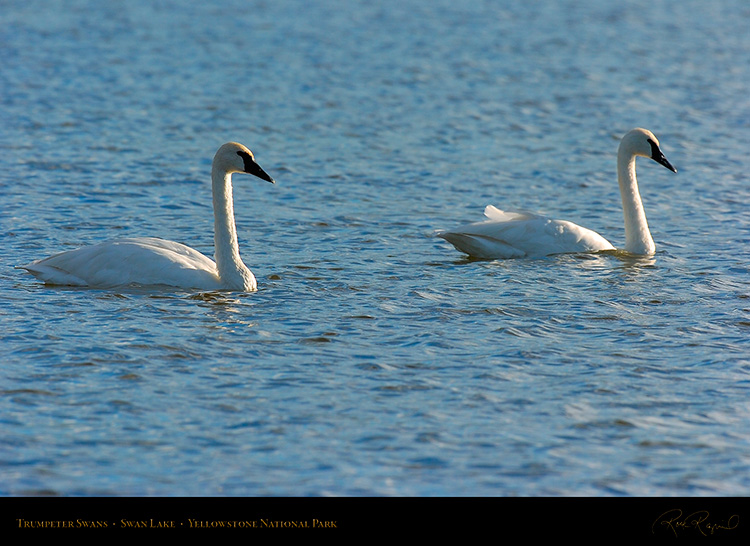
438,128 -> 676,259
19,142 -> 276,291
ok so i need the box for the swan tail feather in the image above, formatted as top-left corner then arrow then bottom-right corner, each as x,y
438,231 -> 525,259
17,263 -> 89,286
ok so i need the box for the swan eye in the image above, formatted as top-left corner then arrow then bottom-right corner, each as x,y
647,138 -> 660,158
235,150 -> 275,182
236,150 -> 254,171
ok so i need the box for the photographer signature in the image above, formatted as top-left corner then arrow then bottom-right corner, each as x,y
652,509 -> 739,537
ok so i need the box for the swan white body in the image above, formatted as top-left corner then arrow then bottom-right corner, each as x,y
20,142 -> 276,291
438,128 -> 676,259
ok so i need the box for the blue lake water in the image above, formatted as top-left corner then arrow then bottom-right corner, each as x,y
1,0 -> 749,496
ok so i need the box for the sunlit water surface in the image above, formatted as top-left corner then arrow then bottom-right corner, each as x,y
1,0 -> 750,496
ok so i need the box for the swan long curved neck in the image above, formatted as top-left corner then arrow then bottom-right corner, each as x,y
617,146 -> 655,255
212,165 -> 247,280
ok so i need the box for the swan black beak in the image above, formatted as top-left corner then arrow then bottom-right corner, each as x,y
236,150 -> 276,183
648,139 -> 677,173
246,160 -> 276,184
653,151 -> 677,173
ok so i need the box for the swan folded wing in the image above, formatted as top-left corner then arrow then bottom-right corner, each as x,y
439,213 -> 614,259
545,220 -> 615,254
21,237 -> 221,288
119,237 -> 216,267
439,216 -> 540,258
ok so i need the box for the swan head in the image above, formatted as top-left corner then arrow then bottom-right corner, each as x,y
622,128 -> 677,173
214,142 -> 276,183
